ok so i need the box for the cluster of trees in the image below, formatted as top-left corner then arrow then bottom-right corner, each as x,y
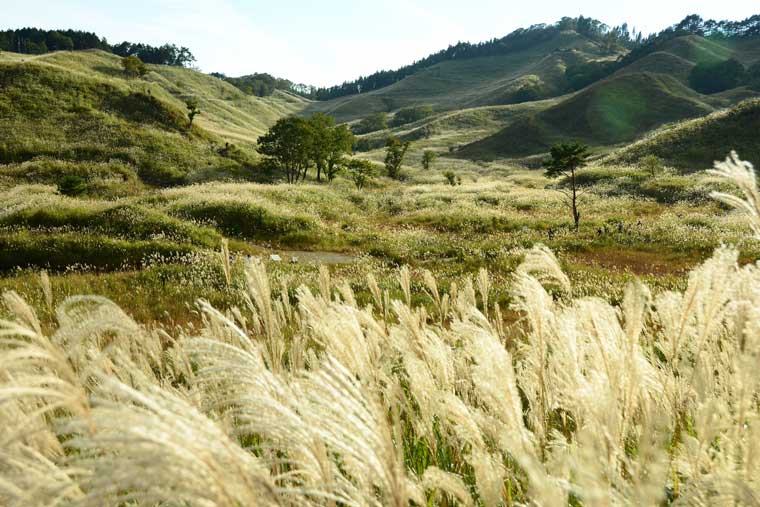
308,16 -> 640,101
0,28 -> 110,54
257,115 -> 428,185
211,72 -> 299,98
257,114 -> 354,183
112,41 -> 195,67
390,105 -> 434,127
0,28 -> 196,67
351,113 -> 389,135
557,16 -> 643,49
689,58 -> 755,94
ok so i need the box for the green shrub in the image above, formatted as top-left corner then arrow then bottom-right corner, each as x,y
351,113 -> 388,135
172,201 -> 316,241
0,232 -> 196,271
57,175 -> 87,196
390,105 -> 434,127
0,204 -> 221,247
689,58 -> 745,94
443,171 -> 461,186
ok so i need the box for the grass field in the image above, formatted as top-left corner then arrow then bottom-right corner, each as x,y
2,153 -> 760,506
1,150 -> 757,326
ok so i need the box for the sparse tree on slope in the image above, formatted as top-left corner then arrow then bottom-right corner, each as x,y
544,142 -> 591,231
422,150 -> 436,170
344,158 -> 377,189
325,125 -> 355,182
307,113 -> 335,183
384,137 -> 410,180
121,55 -> 147,79
185,97 -> 200,128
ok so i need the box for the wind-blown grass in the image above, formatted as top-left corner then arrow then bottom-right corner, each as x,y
1,153 -> 760,506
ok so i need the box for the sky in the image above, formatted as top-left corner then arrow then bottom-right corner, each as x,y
2,0 -> 758,87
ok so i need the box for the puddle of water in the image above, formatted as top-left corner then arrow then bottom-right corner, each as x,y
278,250 -> 358,265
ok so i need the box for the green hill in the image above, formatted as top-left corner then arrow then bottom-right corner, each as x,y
457,71 -> 715,159
302,28 -> 760,161
0,49 -> 306,189
303,30 -> 613,123
602,98 -> 760,169
451,35 -> 760,159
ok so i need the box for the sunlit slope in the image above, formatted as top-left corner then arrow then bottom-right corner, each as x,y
455,72 -> 712,158
603,98 -> 760,169
0,49 -> 306,186
455,35 -> 760,159
303,30 -> 611,122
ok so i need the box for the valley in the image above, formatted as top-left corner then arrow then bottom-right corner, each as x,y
2,13 -> 760,506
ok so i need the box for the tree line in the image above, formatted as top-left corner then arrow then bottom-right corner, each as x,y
0,28 -> 195,67
209,72 -> 306,98
258,114 -> 441,186
112,41 -> 195,67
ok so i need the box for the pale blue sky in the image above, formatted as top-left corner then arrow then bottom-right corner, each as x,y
2,0 -> 757,86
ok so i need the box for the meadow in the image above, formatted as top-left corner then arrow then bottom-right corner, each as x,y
1,152 -> 760,506
2,149 -> 757,325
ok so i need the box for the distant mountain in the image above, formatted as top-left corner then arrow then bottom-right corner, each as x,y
455,33 -> 760,159
304,29 -> 616,123
301,14 -> 759,160
308,16 -> 637,102
2,14 -> 759,174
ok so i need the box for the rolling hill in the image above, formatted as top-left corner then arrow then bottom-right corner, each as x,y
303,30 -> 616,123
456,71 -> 715,159
2,17 -> 759,178
450,34 -> 760,159
0,49 -> 306,189
602,98 -> 760,169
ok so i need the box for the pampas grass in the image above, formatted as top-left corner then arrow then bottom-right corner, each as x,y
2,153 -> 760,506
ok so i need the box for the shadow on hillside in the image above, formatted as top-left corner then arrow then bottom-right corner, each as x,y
93,65 -> 124,79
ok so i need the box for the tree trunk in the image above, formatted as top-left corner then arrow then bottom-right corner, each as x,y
317,164 -> 322,182
571,169 -> 580,231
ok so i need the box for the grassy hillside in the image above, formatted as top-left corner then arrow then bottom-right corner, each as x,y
451,35 -> 760,159
303,30 -> 613,122
603,98 -> 760,169
458,72 -> 715,159
0,50 -> 306,189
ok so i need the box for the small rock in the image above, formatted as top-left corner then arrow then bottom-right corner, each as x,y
269,254 -> 282,262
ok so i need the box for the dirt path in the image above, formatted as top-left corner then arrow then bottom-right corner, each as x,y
266,250 -> 358,265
